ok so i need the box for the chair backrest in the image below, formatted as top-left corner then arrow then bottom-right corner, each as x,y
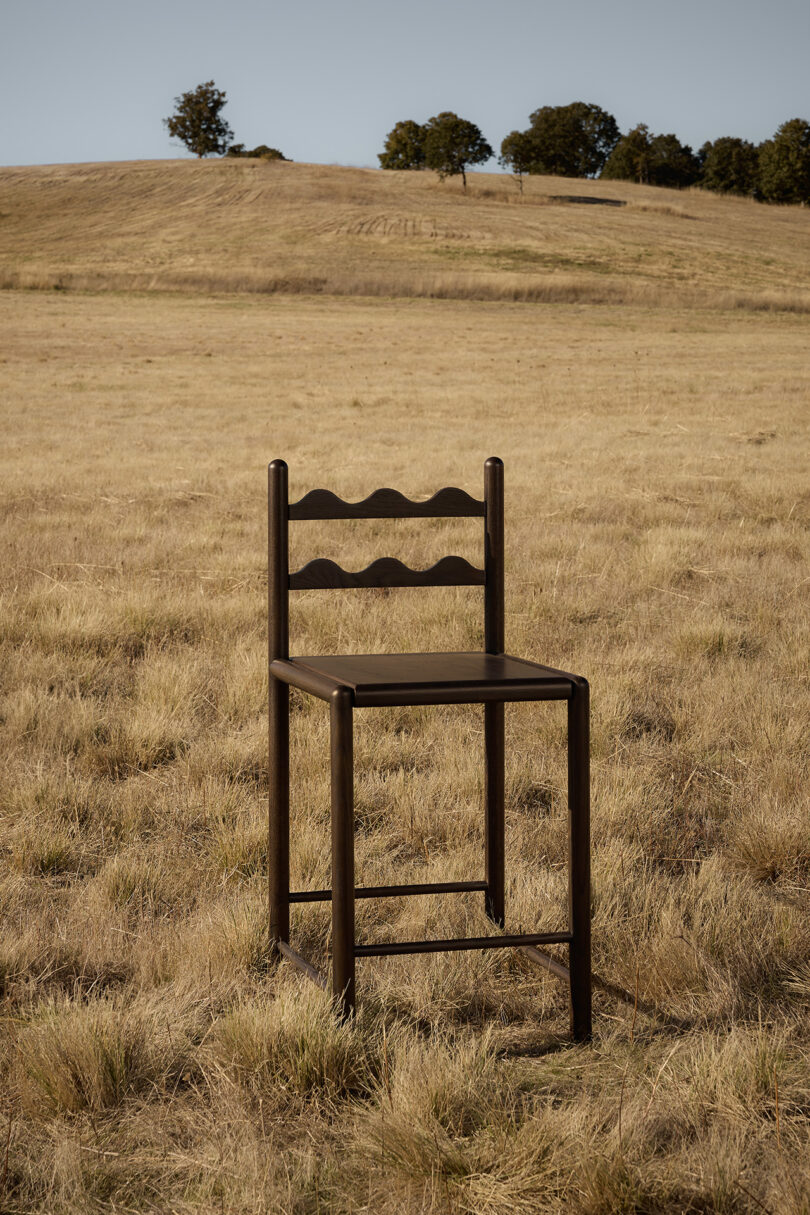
269,457 -> 504,660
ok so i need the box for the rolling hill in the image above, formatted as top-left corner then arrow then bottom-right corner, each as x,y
1,157 -> 809,309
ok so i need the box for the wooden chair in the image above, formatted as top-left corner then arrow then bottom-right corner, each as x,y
268,457 -> 591,1039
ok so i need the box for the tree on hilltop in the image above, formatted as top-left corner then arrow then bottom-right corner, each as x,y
378,120 -> 426,170
645,133 -> 700,188
227,143 -> 288,161
164,81 -> 233,158
601,123 -> 653,183
698,136 -> 760,196
422,112 -> 493,190
525,102 -> 620,178
758,119 -> 810,204
499,129 -> 535,192
601,124 -> 698,187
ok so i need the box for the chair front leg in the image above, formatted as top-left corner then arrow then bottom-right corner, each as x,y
484,701 -> 505,927
567,677 -> 592,1041
268,676 -> 290,949
330,687 -> 356,1018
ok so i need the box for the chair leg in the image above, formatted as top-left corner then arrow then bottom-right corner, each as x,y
567,677 -> 592,1041
485,701 -> 505,927
330,688 -> 356,1019
268,677 -> 290,949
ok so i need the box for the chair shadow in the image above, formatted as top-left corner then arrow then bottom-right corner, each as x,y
493,966 -> 698,1059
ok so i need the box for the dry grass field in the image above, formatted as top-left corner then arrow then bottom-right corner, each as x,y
1,159 -> 809,1213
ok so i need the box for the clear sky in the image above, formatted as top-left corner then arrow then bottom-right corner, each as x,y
3,0 -> 808,169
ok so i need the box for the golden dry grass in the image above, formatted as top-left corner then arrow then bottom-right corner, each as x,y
0,160 -> 809,1212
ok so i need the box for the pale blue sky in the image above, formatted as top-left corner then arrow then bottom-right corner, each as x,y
3,0 -> 808,168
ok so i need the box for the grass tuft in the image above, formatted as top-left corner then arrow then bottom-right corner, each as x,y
209,986 -> 382,1102
16,997 -> 184,1116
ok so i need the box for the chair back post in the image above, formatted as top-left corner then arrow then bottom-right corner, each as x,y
268,459 -> 291,948
484,457 -> 504,654
268,460 -> 290,661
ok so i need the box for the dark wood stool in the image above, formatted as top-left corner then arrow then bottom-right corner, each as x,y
268,457 -> 591,1039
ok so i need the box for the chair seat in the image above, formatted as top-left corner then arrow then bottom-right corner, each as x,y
273,651 -> 576,707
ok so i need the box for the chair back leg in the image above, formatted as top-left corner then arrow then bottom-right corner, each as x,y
484,702 -> 505,926
567,678 -> 592,1040
330,688 -> 356,1018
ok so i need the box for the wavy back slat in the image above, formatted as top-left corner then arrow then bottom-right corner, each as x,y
290,556 -> 485,590
289,486 -> 485,520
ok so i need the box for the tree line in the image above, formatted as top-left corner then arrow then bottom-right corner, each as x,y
164,84 -> 810,205
380,102 -> 810,204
